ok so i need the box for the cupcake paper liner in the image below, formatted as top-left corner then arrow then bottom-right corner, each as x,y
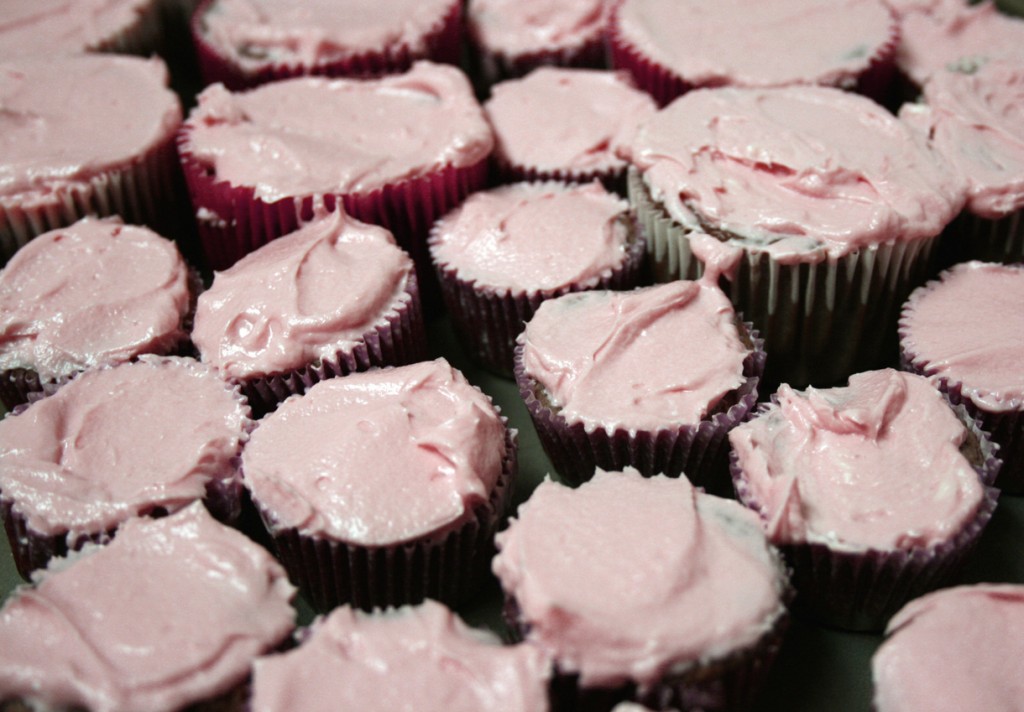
630,168 -> 937,389
936,209 -> 1024,269
491,155 -> 629,197
191,0 -> 463,90
513,320 -> 765,491
432,211 -> 647,377
730,402 -> 1003,632
254,425 -> 517,613
470,33 -> 608,90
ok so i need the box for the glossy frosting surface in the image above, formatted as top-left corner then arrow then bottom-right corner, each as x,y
0,55 -> 181,204
626,85 -> 965,262
485,68 -> 656,174
493,469 -> 786,688
193,211 -> 412,380
615,0 -> 895,88
251,601 -> 550,712
243,359 -> 506,546
0,504 -> 295,712
901,261 -> 1024,413
0,357 -> 249,539
201,0 -> 454,68
430,182 -> 631,292
468,0 -> 608,56
184,62 -> 493,201
729,369 -> 985,552
0,0 -> 151,59
873,584 -> 1024,712
521,282 -> 748,432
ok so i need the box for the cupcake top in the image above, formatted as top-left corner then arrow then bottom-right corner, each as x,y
429,181 -> 632,293
0,54 -> 182,206
242,358 -> 506,546
895,0 -> 1024,87
492,469 -> 787,689
468,0 -> 609,59
198,0 -> 455,71
872,584 -> 1024,712
484,68 -> 657,176
0,503 -> 296,712
900,59 -> 1024,219
0,217 -> 191,382
250,600 -> 550,712
900,261 -> 1024,413
729,369 -> 987,552
0,0 -> 154,60
0,356 -> 250,540
182,61 -> 493,202
520,281 -> 749,432
193,210 -> 414,380
624,85 -> 965,262
613,0 -> 895,90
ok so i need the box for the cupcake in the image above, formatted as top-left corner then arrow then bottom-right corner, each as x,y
241,358 -> 516,612
191,0 -> 463,90
871,584 -> 1024,711
729,368 -> 1001,631
609,0 -> 899,106
429,181 -> 645,376
0,216 -> 195,410
192,210 -> 426,413
899,261 -> 1024,493
0,55 -> 186,262
249,600 -> 551,711
624,85 -> 966,388
0,356 -> 251,579
177,61 -> 493,293
899,59 -> 1024,265
484,68 -> 657,191
514,280 -> 763,490
0,503 -> 296,712
493,469 -> 790,712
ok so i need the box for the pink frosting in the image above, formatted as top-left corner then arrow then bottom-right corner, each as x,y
200,0 -> 454,69
429,182 -> 631,292
896,0 -> 1024,86
468,0 -> 609,57
0,357 -> 249,540
492,469 -> 786,689
183,61 -> 493,202
900,59 -> 1024,219
0,217 -> 190,382
900,261 -> 1024,413
615,0 -> 895,89
0,55 -> 181,205
729,369 -> 985,552
250,600 -> 550,712
484,68 -> 656,174
0,503 -> 295,712
521,281 -> 748,432
193,211 -> 413,380
625,85 -> 965,262
872,584 -> 1024,712
242,359 -> 506,546
0,0 -> 152,59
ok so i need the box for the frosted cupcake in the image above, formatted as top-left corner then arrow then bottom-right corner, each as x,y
899,261 -> 1024,493
729,369 -> 1001,631
241,359 -> 516,612
0,357 -> 251,579
192,210 -> 426,413
429,181 -> 645,375
191,0 -> 463,89
493,469 -> 790,711
0,503 -> 296,712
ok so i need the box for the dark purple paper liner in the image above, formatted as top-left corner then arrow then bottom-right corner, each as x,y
940,208 -> 1024,268
252,424 -> 518,613
432,210 -> 647,377
608,3 -> 899,107
513,319 -> 765,490
491,155 -> 628,197
469,30 -> 608,89
730,401 -> 1003,632
190,0 -> 463,90
231,271 -> 428,415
